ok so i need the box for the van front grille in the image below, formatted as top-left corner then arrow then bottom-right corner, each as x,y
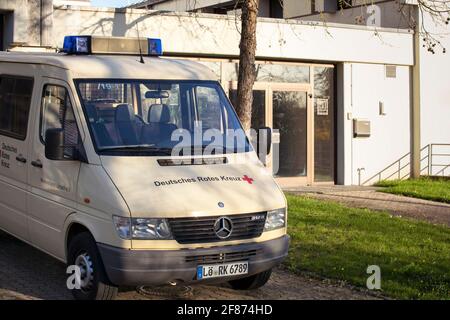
168,212 -> 266,244
186,249 -> 261,264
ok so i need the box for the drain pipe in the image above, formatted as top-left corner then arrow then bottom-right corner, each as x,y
410,6 -> 421,179
40,0 -> 42,47
39,0 -> 53,47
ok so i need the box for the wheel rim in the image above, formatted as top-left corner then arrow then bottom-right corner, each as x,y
74,251 -> 94,292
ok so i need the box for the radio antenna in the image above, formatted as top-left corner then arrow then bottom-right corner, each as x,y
135,21 -> 145,64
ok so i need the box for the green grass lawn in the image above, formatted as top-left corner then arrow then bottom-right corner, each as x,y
284,194 -> 450,300
375,177 -> 450,203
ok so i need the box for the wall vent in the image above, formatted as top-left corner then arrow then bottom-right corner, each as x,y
385,65 -> 397,78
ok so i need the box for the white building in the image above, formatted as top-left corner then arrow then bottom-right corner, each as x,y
0,0 -> 449,187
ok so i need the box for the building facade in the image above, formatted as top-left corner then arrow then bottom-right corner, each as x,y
130,0 -> 283,17
0,1 -> 448,186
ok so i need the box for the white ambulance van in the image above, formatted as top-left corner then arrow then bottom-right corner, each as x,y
0,36 -> 289,300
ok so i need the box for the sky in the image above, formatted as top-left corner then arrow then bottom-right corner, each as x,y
90,0 -> 142,8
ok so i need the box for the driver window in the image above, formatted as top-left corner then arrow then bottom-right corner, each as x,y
41,85 -> 80,157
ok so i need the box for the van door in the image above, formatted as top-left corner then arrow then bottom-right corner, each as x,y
27,79 -> 83,259
0,75 -> 35,241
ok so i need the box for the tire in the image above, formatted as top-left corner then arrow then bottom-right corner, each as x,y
67,231 -> 118,300
228,268 -> 272,290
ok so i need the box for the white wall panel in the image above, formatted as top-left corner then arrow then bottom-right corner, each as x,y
53,7 -> 414,65
349,63 -> 411,184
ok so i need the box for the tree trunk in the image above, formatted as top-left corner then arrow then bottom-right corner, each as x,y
236,0 -> 259,131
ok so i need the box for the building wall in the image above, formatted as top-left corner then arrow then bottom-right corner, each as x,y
295,0 -> 413,29
342,63 -> 411,185
291,1 -> 450,177
150,0 -> 232,11
0,0 -> 53,47
419,12 -> 450,174
52,7 -> 413,65
54,0 -> 91,6
138,0 -> 272,17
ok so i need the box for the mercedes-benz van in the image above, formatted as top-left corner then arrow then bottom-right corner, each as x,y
0,36 -> 289,300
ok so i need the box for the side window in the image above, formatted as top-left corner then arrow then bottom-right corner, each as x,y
0,75 -> 34,140
41,85 -> 80,157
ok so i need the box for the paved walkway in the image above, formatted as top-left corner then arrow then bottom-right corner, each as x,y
287,186 -> 450,227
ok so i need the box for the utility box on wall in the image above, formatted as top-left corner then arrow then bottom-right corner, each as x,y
353,119 -> 371,138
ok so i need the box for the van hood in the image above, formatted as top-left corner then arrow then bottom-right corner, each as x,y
100,153 -> 285,218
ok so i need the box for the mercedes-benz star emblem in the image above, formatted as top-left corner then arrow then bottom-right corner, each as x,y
218,202 -> 224,208
214,217 -> 233,239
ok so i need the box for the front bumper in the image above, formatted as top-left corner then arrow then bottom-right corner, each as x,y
98,235 -> 290,286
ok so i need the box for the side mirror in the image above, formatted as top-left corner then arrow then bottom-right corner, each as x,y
257,127 -> 272,157
45,128 -> 65,160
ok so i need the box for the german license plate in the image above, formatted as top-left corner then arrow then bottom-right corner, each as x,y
197,261 -> 249,280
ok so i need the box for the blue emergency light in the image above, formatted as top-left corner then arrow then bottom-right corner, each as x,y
63,36 -> 91,54
148,38 -> 163,56
62,36 -> 163,56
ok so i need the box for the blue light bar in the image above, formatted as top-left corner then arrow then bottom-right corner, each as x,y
62,36 -> 163,56
63,36 -> 91,54
148,38 -> 163,56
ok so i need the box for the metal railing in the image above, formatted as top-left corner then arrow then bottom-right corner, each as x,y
362,143 -> 450,185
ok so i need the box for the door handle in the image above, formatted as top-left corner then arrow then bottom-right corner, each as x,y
16,155 -> 27,163
31,160 -> 43,168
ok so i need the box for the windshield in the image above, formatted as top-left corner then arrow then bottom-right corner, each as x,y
76,80 -> 252,156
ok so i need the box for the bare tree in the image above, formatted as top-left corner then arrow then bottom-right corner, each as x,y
235,0 -> 259,131
415,0 -> 450,54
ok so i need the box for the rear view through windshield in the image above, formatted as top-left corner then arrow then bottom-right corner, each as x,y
77,80 -> 251,155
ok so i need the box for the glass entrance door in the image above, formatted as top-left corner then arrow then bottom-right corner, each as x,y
270,85 -> 312,186
314,67 -> 335,183
272,90 -> 308,177
228,82 -> 315,186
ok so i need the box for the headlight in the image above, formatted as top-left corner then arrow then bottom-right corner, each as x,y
113,216 -> 131,239
132,218 -> 172,240
113,216 -> 173,240
264,208 -> 286,231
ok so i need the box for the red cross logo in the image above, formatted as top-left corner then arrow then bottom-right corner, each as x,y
242,175 -> 254,184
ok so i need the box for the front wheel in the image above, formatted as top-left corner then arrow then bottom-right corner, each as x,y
228,269 -> 272,290
67,231 -> 118,300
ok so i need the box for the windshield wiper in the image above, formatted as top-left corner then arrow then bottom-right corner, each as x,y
99,145 -> 173,155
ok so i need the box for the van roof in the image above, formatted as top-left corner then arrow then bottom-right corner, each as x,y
0,52 -> 217,80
